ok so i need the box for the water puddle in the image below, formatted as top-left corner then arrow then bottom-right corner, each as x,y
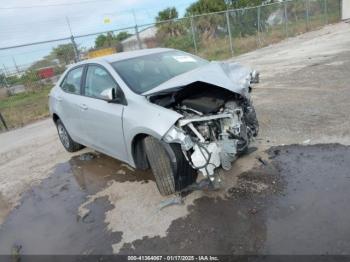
0,152 -> 153,254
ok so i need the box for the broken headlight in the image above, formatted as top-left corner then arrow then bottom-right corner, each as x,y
163,126 -> 194,150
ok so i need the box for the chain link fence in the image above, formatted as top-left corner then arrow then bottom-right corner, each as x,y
0,0 -> 342,131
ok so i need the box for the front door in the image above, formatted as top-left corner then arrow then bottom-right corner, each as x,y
78,64 -> 128,162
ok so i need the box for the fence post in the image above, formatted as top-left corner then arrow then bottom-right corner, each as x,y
135,25 -> 142,49
284,1 -> 289,38
257,6 -> 262,47
2,64 -> 9,77
324,0 -> 328,25
305,0 -> 310,31
190,16 -> 198,54
0,112 -> 8,131
226,11 -> 234,56
0,69 -> 9,88
70,36 -> 80,63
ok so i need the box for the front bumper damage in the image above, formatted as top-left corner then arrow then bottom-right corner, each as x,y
163,107 -> 246,182
155,62 -> 260,183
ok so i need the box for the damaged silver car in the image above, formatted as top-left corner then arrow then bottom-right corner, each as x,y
49,48 -> 259,195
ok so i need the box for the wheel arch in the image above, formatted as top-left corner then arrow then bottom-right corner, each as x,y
131,133 -> 150,170
52,113 -> 60,124
131,132 -> 176,170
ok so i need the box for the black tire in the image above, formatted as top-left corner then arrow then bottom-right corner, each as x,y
237,120 -> 249,155
143,136 -> 197,196
238,103 -> 259,155
56,119 -> 84,152
244,104 -> 259,137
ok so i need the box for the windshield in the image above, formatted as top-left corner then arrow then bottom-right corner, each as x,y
111,50 -> 208,94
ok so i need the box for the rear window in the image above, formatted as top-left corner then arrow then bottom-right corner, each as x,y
60,67 -> 84,95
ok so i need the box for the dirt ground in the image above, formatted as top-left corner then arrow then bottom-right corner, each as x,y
0,22 -> 350,255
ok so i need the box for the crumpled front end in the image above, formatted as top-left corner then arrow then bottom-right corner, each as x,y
162,98 -> 258,181
148,62 -> 259,182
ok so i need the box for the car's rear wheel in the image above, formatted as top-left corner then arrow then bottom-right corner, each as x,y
143,136 -> 197,196
56,119 -> 84,152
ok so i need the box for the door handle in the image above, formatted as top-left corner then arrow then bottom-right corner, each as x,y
57,96 -> 63,102
79,104 -> 88,111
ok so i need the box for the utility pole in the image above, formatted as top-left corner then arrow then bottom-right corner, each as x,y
65,16 -> 74,36
66,16 -> 80,62
132,9 -> 142,49
12,56 -> 20,75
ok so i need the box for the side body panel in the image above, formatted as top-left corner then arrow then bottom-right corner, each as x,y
50,85 -> 86,143
122,95 -> 182,167
77,95 -> 127,162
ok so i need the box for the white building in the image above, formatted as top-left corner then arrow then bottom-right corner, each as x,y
121,26 -> 157,51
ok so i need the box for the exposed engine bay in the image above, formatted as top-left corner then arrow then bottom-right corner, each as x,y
151,82 -> 259,182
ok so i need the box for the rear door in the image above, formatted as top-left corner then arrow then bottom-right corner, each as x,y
57,66 -> 86,142
78,64 -> 128,162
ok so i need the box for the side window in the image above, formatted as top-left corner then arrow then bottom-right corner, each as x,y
84,65 -> 118,99
61,67 -> 83,94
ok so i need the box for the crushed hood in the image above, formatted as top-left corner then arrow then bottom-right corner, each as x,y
142,61 -> 255,97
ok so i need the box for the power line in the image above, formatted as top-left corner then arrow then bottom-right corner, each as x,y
0,0 -> 193,30
0,37 -> 71,51
0,47 -> 53,58
0,23 -> 137,51
0,19 -> 133,37
0,0 -> 196,50
0,0 -> 114,10
0,12 -> 131,31
0,13 -> 123,28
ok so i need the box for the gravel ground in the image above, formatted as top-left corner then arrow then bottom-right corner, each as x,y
234,22 -> 350,146
0,22 -> 349,255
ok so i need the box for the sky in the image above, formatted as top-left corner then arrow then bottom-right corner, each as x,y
0,0 -> 196,72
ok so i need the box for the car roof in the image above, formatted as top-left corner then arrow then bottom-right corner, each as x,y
74,48 -> 174,67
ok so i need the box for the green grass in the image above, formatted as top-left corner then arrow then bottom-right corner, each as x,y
194,11 -> 340,61
0,85 -> 52,129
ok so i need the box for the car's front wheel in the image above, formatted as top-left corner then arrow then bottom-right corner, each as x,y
56,119 -> 84,152
143,136 -> 197,196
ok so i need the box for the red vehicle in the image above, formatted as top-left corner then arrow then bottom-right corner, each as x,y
37,67 -> 54,79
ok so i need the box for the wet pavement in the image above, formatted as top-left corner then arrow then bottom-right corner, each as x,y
0,144 -> 350,255
120,144 -> 350,255
0,153 -> 153,255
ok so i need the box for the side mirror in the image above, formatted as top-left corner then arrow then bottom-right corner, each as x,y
100,87 -> 127,105
100,88 -> 116,101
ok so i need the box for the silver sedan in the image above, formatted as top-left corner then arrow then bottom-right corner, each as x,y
49,48 -> 259,195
